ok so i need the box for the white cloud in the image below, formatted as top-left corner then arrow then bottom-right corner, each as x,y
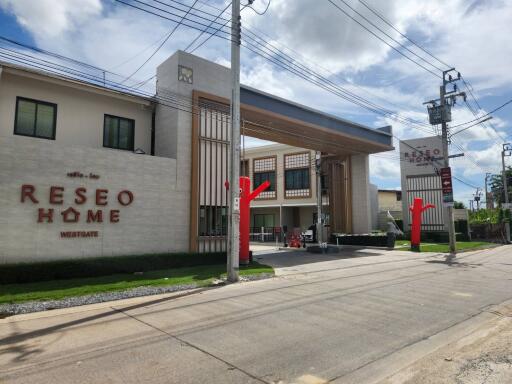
0,0 -> 102,38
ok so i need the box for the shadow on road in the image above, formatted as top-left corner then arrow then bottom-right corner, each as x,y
425,254 -> 482,268
256,248 -> 388,268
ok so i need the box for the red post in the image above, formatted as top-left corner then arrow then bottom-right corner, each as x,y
239,176 -> 270,265
409,197 -> 435,252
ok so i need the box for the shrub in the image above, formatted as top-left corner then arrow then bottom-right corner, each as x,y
0,252 -> 226,284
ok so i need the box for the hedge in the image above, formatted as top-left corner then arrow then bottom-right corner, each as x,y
0,252 -> 226,284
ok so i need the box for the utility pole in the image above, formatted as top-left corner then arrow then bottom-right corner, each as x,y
425,69 -> 467,253
501,143 -> 511,243
227,0 -> 241,282
485,173 -> 492,209
315,151 -> 323,245
440,70 -> 457,254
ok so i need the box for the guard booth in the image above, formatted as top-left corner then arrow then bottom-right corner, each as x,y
155,50 -> 394,253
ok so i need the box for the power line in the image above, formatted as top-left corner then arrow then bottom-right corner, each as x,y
0,42 -> 482,192
357,0 -> 451,69
122,0 -> 201,83
327,0 -> 441,78
113,0 -> 235,42
245,0 -> 271,15
113,0 -> 439,133
460,76 -> 507,143
184,2 -> 232,53
449,97 -> 512,129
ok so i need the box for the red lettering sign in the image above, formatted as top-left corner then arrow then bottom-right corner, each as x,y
38,208 -> 54,223
118,190 -> 134,206
75,187 -> 87,204
49,186 -> 64,205
87,210 -> 103,223
21,185 -> 38,204
96,189 -> 108,206
110,210 -> 120,223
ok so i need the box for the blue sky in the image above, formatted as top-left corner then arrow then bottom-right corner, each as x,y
1,0 -> 511,205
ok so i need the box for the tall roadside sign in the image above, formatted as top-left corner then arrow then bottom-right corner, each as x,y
400,136 -> 446,236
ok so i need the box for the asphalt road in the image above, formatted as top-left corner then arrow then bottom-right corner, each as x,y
1,246 -> 511,384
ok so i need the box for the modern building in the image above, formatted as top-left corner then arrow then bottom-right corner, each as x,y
0,50 -> 394,264
241,144 -> 320,236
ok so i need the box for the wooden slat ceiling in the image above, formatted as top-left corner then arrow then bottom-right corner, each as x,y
241,103 -> 394,156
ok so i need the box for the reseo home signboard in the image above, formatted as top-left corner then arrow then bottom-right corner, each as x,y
399,136 -> 446,232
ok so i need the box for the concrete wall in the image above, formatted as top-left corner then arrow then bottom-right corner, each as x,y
369,183 -> 378,230
351,154 -> 372,233
155,51 -> 233,250
0,136 -> 188,264
378,191 -> 403,211
0,69 -> 152,153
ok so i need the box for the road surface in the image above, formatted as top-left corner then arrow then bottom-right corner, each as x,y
1,246 -> 511,383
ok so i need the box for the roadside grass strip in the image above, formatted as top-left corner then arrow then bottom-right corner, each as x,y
395,240 -> 497,253
0,262 -> 273,305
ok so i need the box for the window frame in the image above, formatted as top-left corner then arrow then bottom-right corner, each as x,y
284,151 -> 311,199
254,171 -> 276,191
103,114 -> 135,151
285,168 -> 310,190
252,155 -> 277,200
14,96 -> 57,140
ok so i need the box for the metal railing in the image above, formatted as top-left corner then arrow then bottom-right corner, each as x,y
249,227 -> 283,242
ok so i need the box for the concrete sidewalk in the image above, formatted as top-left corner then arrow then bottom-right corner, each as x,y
1,246 -> 511,384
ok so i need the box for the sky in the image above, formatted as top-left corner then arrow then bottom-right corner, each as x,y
0,0 -> 511,205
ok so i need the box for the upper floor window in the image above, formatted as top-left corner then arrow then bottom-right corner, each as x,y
284,152 -> 311,198
14,97 -> 57,140
285,169 -> 310,190
253,157 -> 276,199
104,115 -> 134,151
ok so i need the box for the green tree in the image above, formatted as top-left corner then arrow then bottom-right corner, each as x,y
453,201 -> 466,209
489,166 -> 512,206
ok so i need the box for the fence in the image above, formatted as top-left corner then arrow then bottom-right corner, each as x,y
249,227 -> 283,243
470,223 -> 506,242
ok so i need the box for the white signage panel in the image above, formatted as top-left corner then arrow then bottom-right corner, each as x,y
399,136 -> 443,177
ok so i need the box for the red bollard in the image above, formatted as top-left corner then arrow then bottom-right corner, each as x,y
409,197 -> 435,252
239,177 -> 270,265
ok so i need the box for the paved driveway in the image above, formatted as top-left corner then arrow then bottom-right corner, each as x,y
1,246 -> 511,384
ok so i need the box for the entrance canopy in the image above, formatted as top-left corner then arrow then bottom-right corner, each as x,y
240,86 -> 394,156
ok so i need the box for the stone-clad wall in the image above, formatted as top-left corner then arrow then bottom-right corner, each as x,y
0,136 -> 188,264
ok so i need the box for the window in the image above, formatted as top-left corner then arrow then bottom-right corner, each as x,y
253,214 -> 275,228
253,157 -> 277,199
396,191 -> 402,201
103,115 -> 135,151
284,152 -> 311,198
285,169 -> 310,190
14,97 -> 57,140
199,206 -> 227,236
254,171 -> 276,191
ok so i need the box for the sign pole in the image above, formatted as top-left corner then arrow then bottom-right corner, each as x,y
502,144 -> 511,243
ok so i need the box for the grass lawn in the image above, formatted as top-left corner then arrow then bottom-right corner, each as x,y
0,262 -> 273,305
395,240 -> 496,253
